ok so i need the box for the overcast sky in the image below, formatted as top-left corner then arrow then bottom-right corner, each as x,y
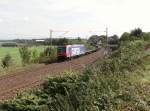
0,0 -> 150,39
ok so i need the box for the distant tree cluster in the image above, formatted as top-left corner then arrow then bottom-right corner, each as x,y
52,38 -> 69,45
13,38 -> 86,46
1,42 -> 18,47
87,35 -> 106,47
120,28 -> 150,41
87,34 -> 119,48
108,35 -> 119,45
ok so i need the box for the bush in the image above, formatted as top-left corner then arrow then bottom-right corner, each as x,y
19,46 -> 31,65
1,54 -> 13,68
39,47 -> 57,63
30,49 -> 39,63
120,28 -> 145,42
143,32 -> 150,41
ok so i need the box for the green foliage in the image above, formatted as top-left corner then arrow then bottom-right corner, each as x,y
39,47 -> 57,63
1,42 -> 17,47
0,40 -> 149,111
120,32 -> 130,41
0,46 -> 46,69
42,47 -> 52,57
31,49 -> 39,63
19,46 -> 31,66
143,32 -> 150,41
88,35 -> 106,47
1,54 -> 13,68
120,28 -> 144,42
58,38 -> 69,45
130,28 -> 143,38
68,38 -> 85,45
52,38 -> 69,45
120,28 -> 149,43
85,43 -> 95,50
108,35 -> 119,44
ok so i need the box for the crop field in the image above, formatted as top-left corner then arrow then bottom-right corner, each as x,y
0,46 -> 47,67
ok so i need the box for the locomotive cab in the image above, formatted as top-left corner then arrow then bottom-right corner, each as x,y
57,46 -> 67,60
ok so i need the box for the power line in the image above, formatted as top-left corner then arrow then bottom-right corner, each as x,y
49,29 -> 69,46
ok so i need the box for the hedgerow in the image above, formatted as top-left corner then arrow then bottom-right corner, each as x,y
0,40 -> 149,111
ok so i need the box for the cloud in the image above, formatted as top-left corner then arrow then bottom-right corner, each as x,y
0,18 -> 3,23
0,0 -> 150,39
23,17 -> 29,22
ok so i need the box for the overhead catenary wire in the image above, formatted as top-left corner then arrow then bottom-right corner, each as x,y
0,28 -> 108,40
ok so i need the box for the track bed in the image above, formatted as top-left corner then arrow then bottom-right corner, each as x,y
0,49 -> 106,100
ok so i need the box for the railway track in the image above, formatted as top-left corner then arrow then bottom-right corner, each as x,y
0,49 -> 106,100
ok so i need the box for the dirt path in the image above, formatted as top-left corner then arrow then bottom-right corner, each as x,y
0,49 -> 106,100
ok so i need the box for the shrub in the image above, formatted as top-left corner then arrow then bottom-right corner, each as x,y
19,46 -> 31,65
39,47 -> 57,63
143,32 -> 150,41
30,49 -> 39,63
120,32 -> 130,41
1,54 -> 13,68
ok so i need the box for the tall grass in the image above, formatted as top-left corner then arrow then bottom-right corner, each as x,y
0,46 -> 55,75
0,46 -> 46,67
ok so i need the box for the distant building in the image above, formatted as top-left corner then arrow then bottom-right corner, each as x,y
35,39 -> 45,42
34,39 -> 46,43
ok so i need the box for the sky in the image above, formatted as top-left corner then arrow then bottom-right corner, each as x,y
0,0 -> 150,39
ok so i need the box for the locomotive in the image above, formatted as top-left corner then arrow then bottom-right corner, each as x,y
57,44 -> 86,59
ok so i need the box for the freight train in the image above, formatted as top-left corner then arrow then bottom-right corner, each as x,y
57,44 -> 86,59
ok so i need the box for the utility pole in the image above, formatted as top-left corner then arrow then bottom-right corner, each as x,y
49,29 -> 53,46
89,29 -> 108,47
105,27 -> 108,47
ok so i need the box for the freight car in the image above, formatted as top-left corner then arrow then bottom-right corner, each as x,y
57,44 -> 86,59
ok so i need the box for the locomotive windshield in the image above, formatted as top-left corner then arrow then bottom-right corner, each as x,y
57,46 -> 66,53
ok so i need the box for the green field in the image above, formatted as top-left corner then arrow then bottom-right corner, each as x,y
0,46 -> 47,67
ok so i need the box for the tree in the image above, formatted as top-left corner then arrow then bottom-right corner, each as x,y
108,35 -> 119,44
130,28 -> 143,38
120,32 -> 130,41
88,35 -> 106,47
57,38 -> 69,45
77,37 -> 82,42
120,28 -> 143,42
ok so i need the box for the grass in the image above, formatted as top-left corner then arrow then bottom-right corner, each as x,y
0,46 -> 48,65
0,46 -> 51,75
0,47 -> 21,66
